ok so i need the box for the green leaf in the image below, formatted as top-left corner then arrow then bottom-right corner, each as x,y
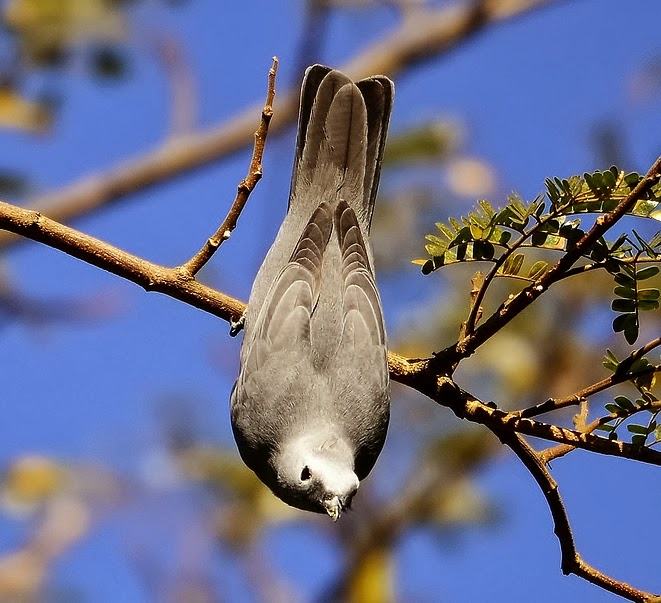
631,434 -> 647,446
614,395 -> 637,411
614,272 -> 636,287
638,299 -> 660,311
421,259 -> 435,274
627,424 -> 649,435
611,299 -> 636,313
638,288 -> 660,301
654,424 -> 661,443
501,253 -> 524,275
612,312 -> 636,333
603,349 -> 619,371
624,324 -> 639,345
613,286 -> 636,299
528,261 -> 548,280
636,266 -> 660,280
473,240 -> 495,260
595,423 -> 615,432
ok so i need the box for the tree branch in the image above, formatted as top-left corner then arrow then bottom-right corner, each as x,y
499,432 -> 658,602
0,200 -> 246,324
0,0 -> 564,252
182,57 -> 279,276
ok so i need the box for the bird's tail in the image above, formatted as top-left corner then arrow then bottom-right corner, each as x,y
289,65 -> 393,231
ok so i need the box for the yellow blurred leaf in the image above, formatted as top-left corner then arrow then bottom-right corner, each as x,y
1,455 -> 66,512
4,0 -> 125,65
348,547 -> 394,603
0,87 -> 51,133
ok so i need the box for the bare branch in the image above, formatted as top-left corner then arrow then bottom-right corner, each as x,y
0,200 -> 246,324
182,57 -> 279,276
0,0 -> 564,252
500,432 -> 658,602
387,365 -> 661,466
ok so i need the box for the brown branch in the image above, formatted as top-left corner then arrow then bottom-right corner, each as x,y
499,432 -> 658,602
0,200 -> 246,324
388,366 -> 661,466
0,0 -> 565,252
540,398 -> 661,464
182,58 -> 279,276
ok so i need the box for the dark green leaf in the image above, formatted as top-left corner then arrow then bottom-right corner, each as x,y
611,299 -> 636,313
627,424 -> 649,435
612,312 -> 636,333
636,266 -> 660,280
614,272 -> 636,287
624,325 -> 639,345
595,423 -> 615,432
614,395 -> 637,411
631,434 -> 647,446
637,299 -> 660,311
638,288 -> 660,300
613,286 -> 636,299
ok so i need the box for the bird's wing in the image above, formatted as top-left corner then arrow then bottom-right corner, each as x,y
243,200 -> 334,376
334,199 -> 386,359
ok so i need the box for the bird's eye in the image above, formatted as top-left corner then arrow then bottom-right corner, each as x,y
300,466 -> 311,481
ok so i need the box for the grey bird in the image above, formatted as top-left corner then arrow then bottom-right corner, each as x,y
231,65 -> 393,521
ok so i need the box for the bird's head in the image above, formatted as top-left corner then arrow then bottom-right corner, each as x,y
271,432 -> 359,521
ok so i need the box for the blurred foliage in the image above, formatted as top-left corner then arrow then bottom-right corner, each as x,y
0,0 -> 188,138
382,120 -> 459,167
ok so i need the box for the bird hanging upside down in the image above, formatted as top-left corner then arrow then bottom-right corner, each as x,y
231,65 -> 394,521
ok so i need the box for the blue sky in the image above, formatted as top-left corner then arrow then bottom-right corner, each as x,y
0,0 -> 660,601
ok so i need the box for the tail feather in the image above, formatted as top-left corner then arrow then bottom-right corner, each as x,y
290,66 -> 393,231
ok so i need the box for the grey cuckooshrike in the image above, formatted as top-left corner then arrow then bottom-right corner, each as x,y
231,65 -> 393,521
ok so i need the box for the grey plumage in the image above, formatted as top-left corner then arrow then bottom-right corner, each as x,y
231,65 -> 393,520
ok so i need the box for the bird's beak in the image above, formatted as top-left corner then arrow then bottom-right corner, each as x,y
323,496 -> 342,522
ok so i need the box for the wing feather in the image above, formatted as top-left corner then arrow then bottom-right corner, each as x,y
334,200 -> 386,349
247,201 -> 333,369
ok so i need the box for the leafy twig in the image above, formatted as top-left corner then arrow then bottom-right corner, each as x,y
441,154 -> 661,367
518,337 -> 661,418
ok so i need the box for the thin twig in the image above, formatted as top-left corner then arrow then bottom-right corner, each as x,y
499,432 -> 658,602
518,337 -> 661,418
540,399 -> 661,464
182,58 -> 279,276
